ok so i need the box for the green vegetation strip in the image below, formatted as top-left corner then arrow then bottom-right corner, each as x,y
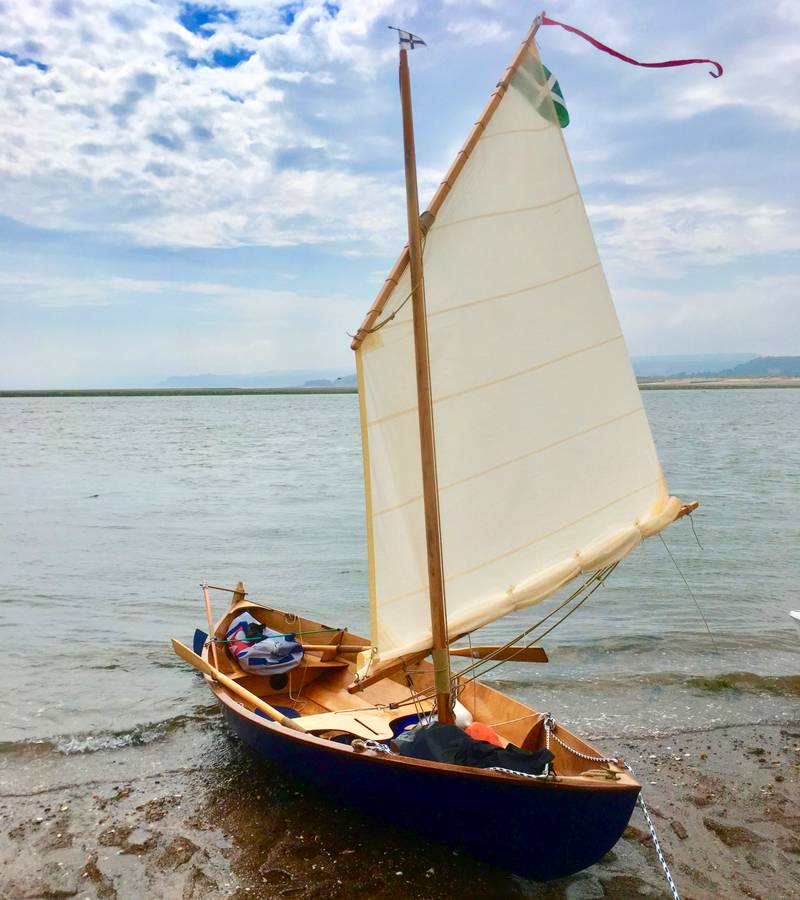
0,387 -> 359,397
3,379 -> 800,398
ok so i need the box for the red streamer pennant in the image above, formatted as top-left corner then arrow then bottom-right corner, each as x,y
540,15 -> 723,79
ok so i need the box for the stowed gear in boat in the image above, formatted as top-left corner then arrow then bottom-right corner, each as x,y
226,612 -> 304,675
394,722 -> 554,775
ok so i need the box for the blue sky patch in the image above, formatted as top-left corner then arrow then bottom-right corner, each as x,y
279,4 -> 300,27
148,132 -> 185,152
2,1 -> 798,389
177,47 -> 254,69
211,46 -> 254,68
178,4 -> 237,37
0,50 -> 48,72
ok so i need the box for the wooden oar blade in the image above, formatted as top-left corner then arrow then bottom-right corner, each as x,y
449,645 -> 549,663
296,711 -> 395,741
172,638 -> 394,742
172,637 -> 215,675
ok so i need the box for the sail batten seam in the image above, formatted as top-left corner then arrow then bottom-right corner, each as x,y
370,406 -> 645,519
479,125 -> 555,139
426,262 -> 602,320
445,477 -> 663,584
364,330 -> 623,429
376,476 -> 664,610
432,190 -> 579,232
373,261 -> 604,335
433,334 -> 625,405
438,406 -> 645,494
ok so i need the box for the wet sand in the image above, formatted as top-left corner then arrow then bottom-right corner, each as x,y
2,717 -> 798,899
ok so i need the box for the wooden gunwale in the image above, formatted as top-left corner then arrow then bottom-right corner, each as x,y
208,679 -> 638,792
202,599 -> 638,794
350,18 -> 542,350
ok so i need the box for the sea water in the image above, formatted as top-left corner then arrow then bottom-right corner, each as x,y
1,390 -> 798,755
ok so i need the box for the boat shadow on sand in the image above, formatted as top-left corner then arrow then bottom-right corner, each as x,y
198,732 -> 664,899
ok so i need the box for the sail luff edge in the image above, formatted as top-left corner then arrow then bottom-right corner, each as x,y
355,351 -> 379,645
351,17 -> 543,350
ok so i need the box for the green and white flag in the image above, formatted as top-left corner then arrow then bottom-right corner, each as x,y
543,65 -> 569,128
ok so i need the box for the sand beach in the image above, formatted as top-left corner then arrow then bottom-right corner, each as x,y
2,717 -> 798,899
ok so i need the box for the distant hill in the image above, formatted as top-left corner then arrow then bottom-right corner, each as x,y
304,374 -> 357,387
159,370 -> 353,388
631,354 -> 756,378
716,356 -> 800,377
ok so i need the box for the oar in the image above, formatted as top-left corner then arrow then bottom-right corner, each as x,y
171,639 -> 306,732
172,639 -> 395,741
449,645 -> 549,663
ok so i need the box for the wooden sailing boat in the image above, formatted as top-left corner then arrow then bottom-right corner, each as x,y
173,17 -> 699,881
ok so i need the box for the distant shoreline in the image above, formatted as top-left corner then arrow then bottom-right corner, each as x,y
0,386 -> 359,397
2,376 -> 800,397
636,376 -> 800,390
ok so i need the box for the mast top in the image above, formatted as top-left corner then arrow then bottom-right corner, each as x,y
387,26 -> 427,50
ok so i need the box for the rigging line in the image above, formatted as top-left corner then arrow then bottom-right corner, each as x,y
488,712 -> 541,728
458,565 -> 618,687
467,632 -> 478,720
453,572 -> 604,679
363,234 -> 428,336
393,568 -> 617,708
451,567 -> 610,682
688,512 -> 704,550
658,532 -> 719,655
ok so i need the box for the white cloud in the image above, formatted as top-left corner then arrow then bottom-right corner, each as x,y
616,274 -> 800,356
0,0 -> 409,249
588,190 -> 800,276
1,0 -> 799,387
0,268 -> 364,386
446,18 -> 510,46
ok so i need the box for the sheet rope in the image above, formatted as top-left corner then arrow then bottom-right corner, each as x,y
453,563 -> 617,688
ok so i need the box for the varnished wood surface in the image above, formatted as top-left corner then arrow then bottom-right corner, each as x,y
398,46 -> 453,724
190,593 -> 639,791
449,645 -> 549,663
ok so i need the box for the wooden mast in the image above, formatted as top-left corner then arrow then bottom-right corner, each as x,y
397,44 -> 453,725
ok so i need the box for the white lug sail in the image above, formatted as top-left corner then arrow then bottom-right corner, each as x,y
354,39 -> 683,664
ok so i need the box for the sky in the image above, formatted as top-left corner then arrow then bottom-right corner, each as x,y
1,0 -> 799,388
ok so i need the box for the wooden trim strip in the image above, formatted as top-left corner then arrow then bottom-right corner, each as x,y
350,18 -> 542,350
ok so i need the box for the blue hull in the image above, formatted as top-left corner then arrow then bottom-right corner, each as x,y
222,703 -> 638,881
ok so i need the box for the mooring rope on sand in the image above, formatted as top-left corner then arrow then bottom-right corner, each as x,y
625,763 -> 682,900
542,715 -> 682,900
